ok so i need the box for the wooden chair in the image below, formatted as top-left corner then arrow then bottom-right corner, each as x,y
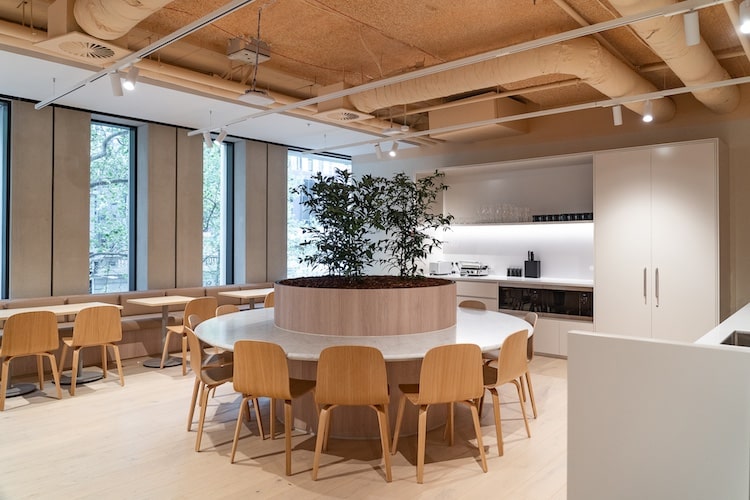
185,326 -> 235,451
58,305 -> 124,396
392,343 -> 487,484
458,299 -> 486,310
312,345 -> 392,482
0,311 -> 62,411
216,304 -> 240,316
263,291 -> 275,308
482,329 -> 532,456
161,296 -> 218,375
230,340 -> 315,475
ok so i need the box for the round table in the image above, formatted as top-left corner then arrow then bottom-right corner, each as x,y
195,307 -> 532,438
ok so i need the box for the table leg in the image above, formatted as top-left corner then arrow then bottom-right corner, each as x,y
59,354 -> 104,385
143,305 -> 181,368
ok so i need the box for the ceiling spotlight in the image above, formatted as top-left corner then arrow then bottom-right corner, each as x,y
381,125 -> 401,135
612,105 -> 623,126
374,143 -> 384,160
741,0 -> 750,34
400,124 -> 410,132
122,66 -> 139,91
388,142 -> 399,157
203,131 -> 214,148
642,100 -> 654,123
683,11 -> 700,46
214,129 -> 228,146
109,72 -> 123,97
239,88 -> 275,106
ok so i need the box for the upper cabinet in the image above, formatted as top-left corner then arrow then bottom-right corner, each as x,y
593,139 -> 729,342
438,156 -> 593,224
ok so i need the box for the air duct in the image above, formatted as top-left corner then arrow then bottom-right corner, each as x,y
607,0 -> 739,114
74,0 -> 173,41
348,37 -> 675,122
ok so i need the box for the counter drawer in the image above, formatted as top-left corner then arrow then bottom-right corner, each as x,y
455,281 -> 498,299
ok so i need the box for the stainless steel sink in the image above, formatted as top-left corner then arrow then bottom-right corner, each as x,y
721,331 -> 750,347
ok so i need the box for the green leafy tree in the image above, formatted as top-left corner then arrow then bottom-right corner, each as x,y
202,144 -> 223,285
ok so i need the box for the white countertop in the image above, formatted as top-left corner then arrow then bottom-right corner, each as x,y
437,273 -> 594,288
194,307 -> 533,361
695,302 -> 750,345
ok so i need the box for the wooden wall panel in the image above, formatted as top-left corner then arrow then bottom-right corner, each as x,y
9,101 -> 53,298
52,107 -> 90,295
234,140 -> 269,283
266,143 -> 288,281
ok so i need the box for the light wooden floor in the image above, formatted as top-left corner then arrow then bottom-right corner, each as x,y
0,355 -> 567,499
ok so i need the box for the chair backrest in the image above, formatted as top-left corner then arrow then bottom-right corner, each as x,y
183,296 -> 218,327
495,329 -> 530,385
1,311 -> 59,356
185,326 -> 212,378
523,312 -> 538,328
233,340 -> 292,400
416,343 -> 483,405
522,312 -> 538,360
72,305 -> 122,347
216,304 -> 240,316
315,345 -> 389,406
458,299 -> 486,310
263,291 -> 275,308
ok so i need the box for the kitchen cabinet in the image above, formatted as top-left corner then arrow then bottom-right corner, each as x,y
593,139 -> 728,342
455,280 -> 498,311
535,318 -> 593,357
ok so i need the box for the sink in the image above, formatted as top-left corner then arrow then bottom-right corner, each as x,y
720,331 -> 750,347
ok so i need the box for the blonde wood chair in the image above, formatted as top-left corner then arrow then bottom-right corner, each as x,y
0,311 -> 62,411
263,291 -> 275,308
58,305 -> 124,396
482,329 -> 532,456
392,343 -> 487,484
161,296 -> 217,375
458,299 -> 486,309
216,304 -> 240,316
184,326 -> 236,451
230,340 -> 315,475
312,345 -> 392,482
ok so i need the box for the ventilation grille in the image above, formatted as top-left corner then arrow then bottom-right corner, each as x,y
35,32 -> 131,65
314,107 -> 372,122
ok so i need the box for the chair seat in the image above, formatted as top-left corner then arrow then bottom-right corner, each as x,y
166,324 -> 185,335
201,364 -> 233,386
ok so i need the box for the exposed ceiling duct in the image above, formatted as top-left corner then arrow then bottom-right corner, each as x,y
347,37 -> 676,122
607,0 -> 740,113
74,0 -> 174,41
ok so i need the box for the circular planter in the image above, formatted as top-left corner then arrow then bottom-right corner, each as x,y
274,277 -> 456,336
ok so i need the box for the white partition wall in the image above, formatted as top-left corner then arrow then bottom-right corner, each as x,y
568,331 -> 750,500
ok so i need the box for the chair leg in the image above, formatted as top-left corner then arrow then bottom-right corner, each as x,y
270,397 -> 276,440
160,330 -> 174,369
111,345 -> 124,387
513,380 -> 531,438
181,334 -> 188,376
312,405 -> 330,480
519,375 -> 527,402
417,405 -> 428,484
36,355 -> 44,390
187,378 -> 201,431
45,353 -> 62,400
469,400 -> 488,473
490,388 -> 503,456
101,345 -> 108,379
252,398 -> 265,439
284,400 -> 293,476
525,371 -> 538,418
391,395 -> 407,454
69,349 -> 80,396
376,405 -> 393,482
58,344 -> 69,380
0,359 -> 10,411
230,395 -> 250,463
195,383 -> 211,452
446,401 -> 454,445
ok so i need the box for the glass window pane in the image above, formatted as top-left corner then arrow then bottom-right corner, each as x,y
203,142 -> 227,286
0,101 -> 6,297
89,122 -> 132,293
287,151 -> 351,278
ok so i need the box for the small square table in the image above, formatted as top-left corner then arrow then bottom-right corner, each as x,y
125,295 -> 196,368
218,287 -> 274,307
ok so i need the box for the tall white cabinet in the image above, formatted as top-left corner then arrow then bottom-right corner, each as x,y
594,139 -> 728,342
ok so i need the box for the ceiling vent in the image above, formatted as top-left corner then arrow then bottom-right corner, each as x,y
35,32 -> 131,65
429,93 -> 529,142
314,82 -> 373,122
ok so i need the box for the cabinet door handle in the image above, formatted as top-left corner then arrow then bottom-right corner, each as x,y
655,267 -> 660,308
643,267 -> 647,304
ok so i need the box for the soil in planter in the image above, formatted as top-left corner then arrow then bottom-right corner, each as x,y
279,275 -> 453,289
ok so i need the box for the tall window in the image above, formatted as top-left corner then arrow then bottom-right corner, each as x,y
203,142 -> 232,286
89,122 -> 133,293
287,150 -> 351,278
0,100 -> 7,298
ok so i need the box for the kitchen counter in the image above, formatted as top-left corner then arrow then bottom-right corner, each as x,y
695,301 -> 750,345
436,273 -> 594,289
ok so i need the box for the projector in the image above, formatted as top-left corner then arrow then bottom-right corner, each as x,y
227,37 -> 270,64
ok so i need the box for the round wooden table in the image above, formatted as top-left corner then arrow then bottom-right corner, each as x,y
195,307 -> 532,438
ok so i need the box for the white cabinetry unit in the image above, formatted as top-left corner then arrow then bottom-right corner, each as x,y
455,280 -> 498,311
593,139 -> 727,342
